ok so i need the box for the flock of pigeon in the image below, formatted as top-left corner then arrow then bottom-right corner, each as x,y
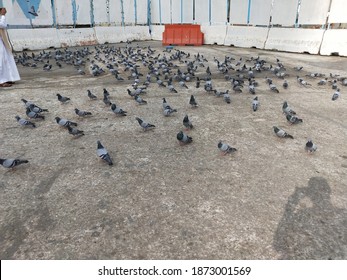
1,41 -> 345,169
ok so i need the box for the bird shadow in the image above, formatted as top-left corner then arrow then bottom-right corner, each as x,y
273,177 -> 347,259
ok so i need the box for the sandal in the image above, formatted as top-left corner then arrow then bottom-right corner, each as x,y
0,83 -> 12,87
7,81 -> 15,84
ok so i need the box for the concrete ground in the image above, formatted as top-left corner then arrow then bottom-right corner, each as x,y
0,41 -> 346,260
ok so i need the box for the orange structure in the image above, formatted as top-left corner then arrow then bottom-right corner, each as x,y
162,24 -> 204,46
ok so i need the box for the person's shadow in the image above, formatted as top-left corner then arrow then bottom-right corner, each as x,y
273,177 -> 347,259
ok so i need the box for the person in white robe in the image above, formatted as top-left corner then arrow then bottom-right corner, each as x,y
0,7 -> 20,87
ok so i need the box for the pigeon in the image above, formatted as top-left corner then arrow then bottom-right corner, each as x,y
0,158 -> 29,169
177,131 -> 193,144
87,90 -> 97,100
196,77 -> 200,88
43,64 -> 52,71
21,98 -> 34,108
134,95 -> 147,105
183,114 -> 193,130
103,88 -> 110,98
28,103 -> 48,113
163,107 -> 177,116
252,96 -> 259,111
135,117 -> 155,131
179,80 -> 188,89
283,80 -> 288,89
305,140 -> 317,153
57,93 -> 70,104
273,126 -> 293,139
332,89 -> 340,101
103,95 -> 111,106
162,98 -> 170,110
282,101 -> 296,115
75,108 -> 92,117
218,141 -> 237,155
26,108 -> 44,120
77,69 -> 85,75
28,6 -> 38,17
269,82 -> 279,93
189,95 -> 198,107
15,116 -> 36,128
223,91 -> 231,104
67,126 -> 84,137
111,103 -> 127,116
55,117 -> 77,127
97,141 -> 113,166
286,114 -> 303,124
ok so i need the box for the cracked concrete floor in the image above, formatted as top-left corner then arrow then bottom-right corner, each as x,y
0,41 -> 346,259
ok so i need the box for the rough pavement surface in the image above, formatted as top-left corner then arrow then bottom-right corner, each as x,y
0,41 -> 346,259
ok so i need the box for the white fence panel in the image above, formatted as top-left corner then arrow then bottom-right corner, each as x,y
211,0 -> 228,24
75,0 -> 92,25
271,0 -> 298,26
249,0 -> 272,26
183,0 -> 193,23
93,0 -> 110,24
109,0 -> 123,25
160,0 -> 171,24
136,0 -> 148,24
328,0 -> 347,23
298,0 -> 330,25
151,0 -> 160,24
124,0 -> 135,24
229,0 -> 248,24
195,0 -> 210,24
171,0 -> 181,23
55,0 -> 74,25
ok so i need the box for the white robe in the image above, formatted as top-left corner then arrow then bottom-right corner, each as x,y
0,15 -> 20,84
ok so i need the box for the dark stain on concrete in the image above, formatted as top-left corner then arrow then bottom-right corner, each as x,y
273,177 -> 347,259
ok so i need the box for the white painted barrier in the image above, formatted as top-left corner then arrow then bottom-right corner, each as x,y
320,29 -> 347,56
265,28 -> 324,54
150,25 -> 165,41
58,28 -> 98,48
8,28 -> 60,51
200,25 -> 227,45
224,26 -> 268,49
95,26 -> 151,44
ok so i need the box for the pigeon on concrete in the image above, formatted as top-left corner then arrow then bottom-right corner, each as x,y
67,126 -> 84,137
26,108 -> 45,120
87,90 -> 97,100
103,95 -> 111,106
283,80 -> 288,89
57,93 -> 70,104
183,114 -> 193,130
134,95 -> 147,105
111,103 -> 127,116
103,88 -> 110,98
135,117 -> 155,130
282,101 -> 296,115
162,98 -> 170,110
218,141 -> 237,155
223,91 -> 231,104
286,114 -> 303,124
163,107 -> 177,116
177,131 -> 193,144
273,126 -> 294,139
332,89 -> 340,101
21,98 -> 34,108
28,103 -> 48,113
189,95 -> 198,107
75,108 -> 92,117
55,117 -> 77,127
0,158 -> 29,169
252,96 -> 259,111
15,116 -> 36,128
97,141 -> 113,166
305,140 -> 317,153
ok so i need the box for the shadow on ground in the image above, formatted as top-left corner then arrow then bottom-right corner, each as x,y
273,177 -> 347,259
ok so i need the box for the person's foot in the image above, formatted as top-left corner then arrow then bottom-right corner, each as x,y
0,83 -> 12,87
7,81 -> 15,84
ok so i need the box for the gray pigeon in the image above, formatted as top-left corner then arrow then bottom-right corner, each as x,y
189,95 -> 198,107
282,101 -> 296,115
218,141 -> 237,155
28,103 -> 48,113
332,89 -> 340,101
67,126 -> 84,137
57,93 -> 70,104
111,103 -> 127,116
87,90 -> 97,100
286,114 -> 303,125
75,108 -> 92,117
55,117 -> 77,127
135,117 -> 155,130
183,114 -> 193,130
134,95 -> 147,105
97,141 -> 113,166
252,96 -> 259,111
0,158 -> 29,169
15,116 -> 36,128
273,126 -> 293,139
163,107 -> 177,116
177,131 -> 192,144
26,108 -> 44,120
223,92 -> 231,104
305,140 -> 317,153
